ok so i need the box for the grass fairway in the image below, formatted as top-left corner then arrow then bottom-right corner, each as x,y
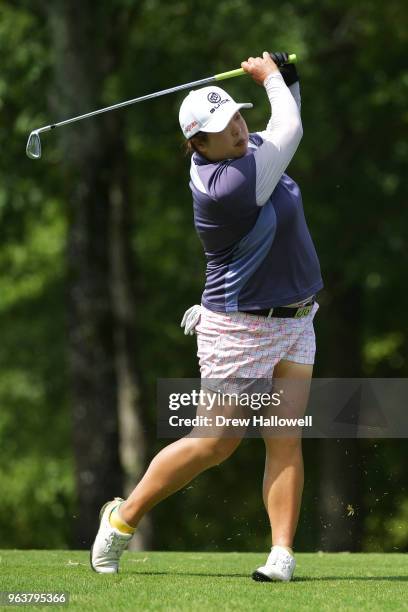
0,551 -> 407,611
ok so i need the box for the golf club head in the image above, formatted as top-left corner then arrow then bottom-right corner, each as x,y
26,131 -> 42,159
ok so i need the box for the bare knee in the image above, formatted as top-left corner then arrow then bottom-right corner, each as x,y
193,436 -> 242,466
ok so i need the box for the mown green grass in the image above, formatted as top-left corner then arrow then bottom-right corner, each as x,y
0,551 -> 407,611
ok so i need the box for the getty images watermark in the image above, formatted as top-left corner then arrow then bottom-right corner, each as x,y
157,379 -> 316,438
167,388 -> 312,430
157,378 -> 408,438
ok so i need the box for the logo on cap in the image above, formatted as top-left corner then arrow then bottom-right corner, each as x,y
207,92 -> 221,104
185,120 -> 198,134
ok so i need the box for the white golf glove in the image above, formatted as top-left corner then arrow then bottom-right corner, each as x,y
180,304 -> 201,335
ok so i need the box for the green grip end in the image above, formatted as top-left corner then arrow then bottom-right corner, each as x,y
214,53 -> 297,82
215,68 -> 245,81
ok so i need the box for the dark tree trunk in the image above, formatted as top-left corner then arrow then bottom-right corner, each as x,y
317,283 -> 364,551
48,1 -> 149,548
109,159 -> 153,550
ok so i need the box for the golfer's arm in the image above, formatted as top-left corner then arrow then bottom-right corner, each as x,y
254,73 -> 303,206
289,81 -> 301,112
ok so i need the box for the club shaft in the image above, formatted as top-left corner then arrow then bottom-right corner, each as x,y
42,75 -> 217,133
33,53 -> 297,135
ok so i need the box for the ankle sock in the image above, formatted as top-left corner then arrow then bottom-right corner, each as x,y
273,545 -> 294,556
109,503 -> 136,535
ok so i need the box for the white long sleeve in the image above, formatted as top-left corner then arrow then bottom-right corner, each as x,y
254,73 -> 303,206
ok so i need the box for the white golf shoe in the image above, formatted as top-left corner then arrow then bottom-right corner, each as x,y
90,497 -> 133,574
252,545 -> 296,582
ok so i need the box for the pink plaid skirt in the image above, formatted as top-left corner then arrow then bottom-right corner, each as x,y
196,303 -> 319,383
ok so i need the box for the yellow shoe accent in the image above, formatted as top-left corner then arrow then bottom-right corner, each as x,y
109,504 -> 136,535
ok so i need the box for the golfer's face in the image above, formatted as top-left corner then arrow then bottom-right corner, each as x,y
204,112 -> 249,161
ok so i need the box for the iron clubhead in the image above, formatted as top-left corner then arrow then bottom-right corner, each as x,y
26,131 -> 42,159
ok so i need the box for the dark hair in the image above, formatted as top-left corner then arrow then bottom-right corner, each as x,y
182,131 -> 209,156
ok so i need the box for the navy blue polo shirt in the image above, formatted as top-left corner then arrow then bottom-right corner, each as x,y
190,133 -> 323,312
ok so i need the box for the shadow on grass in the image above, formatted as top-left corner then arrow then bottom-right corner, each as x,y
129,571 -> 249,578
128,571 -> 408,582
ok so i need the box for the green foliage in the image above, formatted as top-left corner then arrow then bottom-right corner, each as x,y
0,197 -> 73,546
0,2 -> 71,544
0,458 -> 74,548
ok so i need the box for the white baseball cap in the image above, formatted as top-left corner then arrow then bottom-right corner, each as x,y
179,85 -> 253,139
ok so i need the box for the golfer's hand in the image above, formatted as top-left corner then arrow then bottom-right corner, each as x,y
180,305 -> 201,335
241,51 -> 279,85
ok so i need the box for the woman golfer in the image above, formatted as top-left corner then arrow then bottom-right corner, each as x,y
91,52 -> 323,581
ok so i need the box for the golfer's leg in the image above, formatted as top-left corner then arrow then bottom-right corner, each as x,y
120,434 -> 241,527
263,436 -> 304,548
262,359 -> 313,548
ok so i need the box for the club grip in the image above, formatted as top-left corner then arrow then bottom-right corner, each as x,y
214,53 -> 297,83
270,52 -> 297,66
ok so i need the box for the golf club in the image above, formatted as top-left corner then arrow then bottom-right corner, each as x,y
26,52 -> 297,160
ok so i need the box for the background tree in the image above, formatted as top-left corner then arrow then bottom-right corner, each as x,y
46,1 -> 150,548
